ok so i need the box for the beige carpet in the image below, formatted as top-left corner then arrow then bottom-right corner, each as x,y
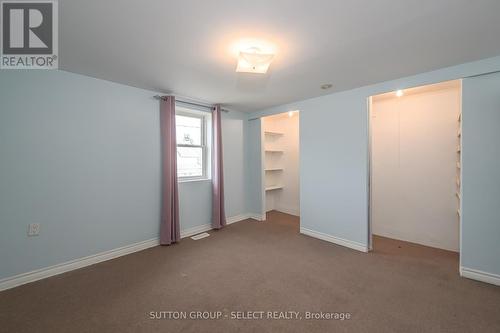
1,211 -> 499,332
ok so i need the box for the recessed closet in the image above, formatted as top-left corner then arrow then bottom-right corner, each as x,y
369,80 -> 461,252
261,111 -> 300,218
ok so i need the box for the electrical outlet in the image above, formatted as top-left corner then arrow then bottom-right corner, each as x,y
28,223 -> 40,236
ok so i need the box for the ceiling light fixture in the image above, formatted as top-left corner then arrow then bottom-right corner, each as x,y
396,89 -> 404,97
321,83 -> 333,90
236,47 -> 274,74
288,111 -> 294,117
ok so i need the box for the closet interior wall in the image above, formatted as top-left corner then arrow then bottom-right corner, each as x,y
371,81 -> 461,252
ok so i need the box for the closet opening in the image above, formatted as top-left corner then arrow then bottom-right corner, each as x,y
261,111 -> 300,226
368,80 -> 462,261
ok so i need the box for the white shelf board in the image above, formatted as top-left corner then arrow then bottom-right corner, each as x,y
264,131 -> 284,136
265,150 -> 284,153
265,185 -> 284,191
265,168 -> 284,171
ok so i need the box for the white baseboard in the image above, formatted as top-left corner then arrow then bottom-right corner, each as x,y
300,227 -> 368,253
274,204 -> 300,217
182,213 -> 258,237
248,213 -> 266,221
0,213 -> 257,292
460,267 -> 500,286
180,224 -> 212,238
227,213 -> 254,224
0,237 -> 160,292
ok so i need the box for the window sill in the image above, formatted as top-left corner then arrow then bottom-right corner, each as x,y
178,178 -> 211,184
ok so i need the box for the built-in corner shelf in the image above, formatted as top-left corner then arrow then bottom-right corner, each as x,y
263,122 -> 286,212
264,131 -> 284,136
265,185 -> 284,191
265,168 -> 284,171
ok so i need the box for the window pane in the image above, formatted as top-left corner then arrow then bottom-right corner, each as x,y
176,115 -> 202,145
177,146 -> 203,178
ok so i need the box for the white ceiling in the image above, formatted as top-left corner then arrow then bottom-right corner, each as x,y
60,0 -> 500,112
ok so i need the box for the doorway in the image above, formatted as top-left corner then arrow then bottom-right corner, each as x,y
260,111 -> 300,222
368,80 -> 462,254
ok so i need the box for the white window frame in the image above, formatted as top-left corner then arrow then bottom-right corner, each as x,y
176,109 -> 210,182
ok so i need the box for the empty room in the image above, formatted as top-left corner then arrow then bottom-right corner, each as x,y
1,1 -> 500,332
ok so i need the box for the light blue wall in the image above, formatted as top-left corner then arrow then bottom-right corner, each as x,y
248,56 -> 500,265
462,72 -> 500,275
222,111 -> 247,217
0,70 -> 248,279
298,91 -> 369,244
178,180 -> 212,230
0,70 -> 160,279
244,118 -> 263,215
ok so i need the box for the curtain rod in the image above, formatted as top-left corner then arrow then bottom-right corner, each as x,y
153,95 -> 229,112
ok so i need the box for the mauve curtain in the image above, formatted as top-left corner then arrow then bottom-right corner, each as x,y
159,96 -> 181,245
212,105 -> 226,229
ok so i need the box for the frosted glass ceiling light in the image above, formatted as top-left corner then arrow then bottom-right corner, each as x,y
236,47 -> 274,74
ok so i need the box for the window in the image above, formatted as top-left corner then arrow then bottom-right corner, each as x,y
176,109 -> 210,180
